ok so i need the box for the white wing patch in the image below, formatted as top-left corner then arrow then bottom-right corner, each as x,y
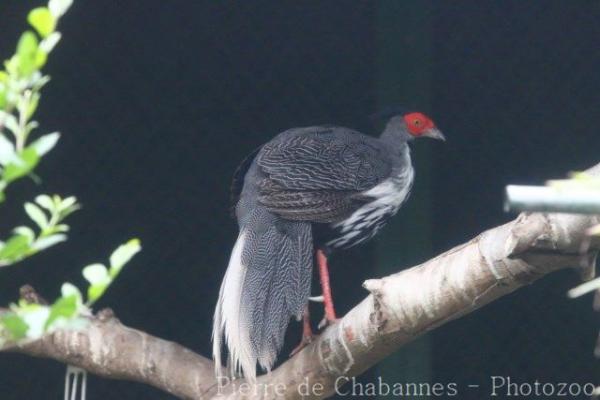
327,166 -> 415,248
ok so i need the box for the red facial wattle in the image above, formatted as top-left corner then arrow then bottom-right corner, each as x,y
403,112 -> 435,136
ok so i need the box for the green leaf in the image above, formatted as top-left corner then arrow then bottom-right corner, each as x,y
0,134 -> 16,166
25,202 -> 48,229
16,302 -> 41,313
28,8 -> 56,38
50,223 -> 69,233
31,132 -> 60,156
44,294 -> 77,330
0,235 -> 31,261
87,283 -> 108,303
32,234 -> 66,251
58,202 -> 80,219
35,194 -> 54,210
20,306 -> 50,338
30,74 -> 50,91
49,0 -> 73,18
34,49 -> 48,69
3,148 -> 40,183
59,196 -> 78,211
0,88 -> 6,109
0,111 -> 19,136
27,92 -> 40,119
1,313 -> 28,339
17,31 -> 38,57
109,238 -> 141,278
82,263 -> 111,303
5,55 -> 19,76
16,31 -> 39,77
82,263 -> 109,284
0,79 -> 6,108
39,32 -> 61,53
12,226 -> 35,242
61,282 -> 82,303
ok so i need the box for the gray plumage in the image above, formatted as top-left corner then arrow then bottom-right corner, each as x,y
213,113 -> 444,381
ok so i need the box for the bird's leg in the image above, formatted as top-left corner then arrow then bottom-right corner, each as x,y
290,306 -> 313,356
317,249 -> 340,329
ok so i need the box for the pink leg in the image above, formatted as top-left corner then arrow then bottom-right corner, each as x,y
290,306 -> 313,356
317,249 -> 339,326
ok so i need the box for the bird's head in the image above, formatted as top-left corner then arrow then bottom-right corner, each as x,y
401,112 -> 445,141
385,111 -> 445,142
373,107 -> 445,143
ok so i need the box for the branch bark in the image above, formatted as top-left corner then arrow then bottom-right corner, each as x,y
4,163 -> 600,400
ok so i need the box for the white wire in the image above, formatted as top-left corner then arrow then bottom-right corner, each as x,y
64,365 -> 88,400
81,370 -> 87,400
64,368 -> 69,400
70,372 -> 78,400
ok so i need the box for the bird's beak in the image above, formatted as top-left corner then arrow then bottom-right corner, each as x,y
424,128 -> 446,141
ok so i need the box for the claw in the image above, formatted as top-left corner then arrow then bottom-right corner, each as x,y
318,316 -> 341,330
290,305 -> 314,357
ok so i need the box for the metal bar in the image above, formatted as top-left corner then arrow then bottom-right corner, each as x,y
505,185 -> 600,214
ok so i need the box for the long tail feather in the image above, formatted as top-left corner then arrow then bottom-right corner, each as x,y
212,208 -> 312,382
212,230 -> 251,379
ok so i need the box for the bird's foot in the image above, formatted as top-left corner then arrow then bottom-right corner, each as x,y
289,333 -> 313,357
290,305 -> 314,357
318,316 -> 341,330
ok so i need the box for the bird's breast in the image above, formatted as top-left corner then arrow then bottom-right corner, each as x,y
324,167 -> 414,250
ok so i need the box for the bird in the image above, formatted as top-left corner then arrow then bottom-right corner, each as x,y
212,110 -> 445,381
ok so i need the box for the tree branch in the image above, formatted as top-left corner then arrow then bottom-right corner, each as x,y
4,163 -> 600,400
7,310 -> 217,399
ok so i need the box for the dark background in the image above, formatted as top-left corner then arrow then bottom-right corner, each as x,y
1,1 -> 600,398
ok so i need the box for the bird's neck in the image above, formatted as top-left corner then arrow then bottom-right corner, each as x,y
379,127 -> 411,159
379,123 -> 412,147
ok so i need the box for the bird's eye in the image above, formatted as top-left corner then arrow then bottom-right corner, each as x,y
403,112 -> 434,136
